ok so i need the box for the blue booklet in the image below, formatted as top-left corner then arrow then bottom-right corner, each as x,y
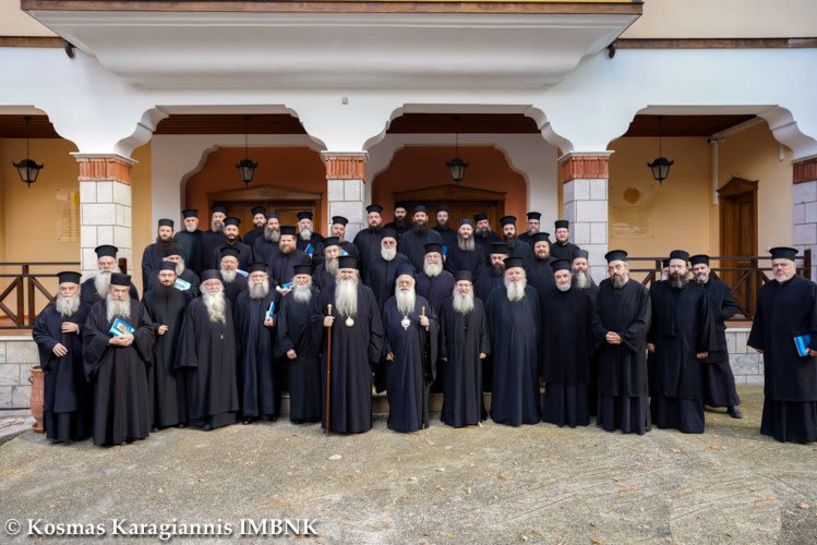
109,317 -> 135,337
305,244 -> 314,257
340,248 -> 349,257
266,301 -> 276,319
442,245 -> 448,257
280,282 -> 292,290
235,269 -> 249,278
173,278 -> 191,291
794,334 -> 812,357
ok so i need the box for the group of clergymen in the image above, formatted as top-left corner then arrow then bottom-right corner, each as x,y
32,202 -> 817,446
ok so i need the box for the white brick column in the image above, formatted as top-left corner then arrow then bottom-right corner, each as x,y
793,157 -> 817,280
75,154 -> 136,277
323,152 -> 366,240
560,152 -> 611,281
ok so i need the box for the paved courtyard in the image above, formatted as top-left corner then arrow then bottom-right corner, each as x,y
0,386 -> 816,545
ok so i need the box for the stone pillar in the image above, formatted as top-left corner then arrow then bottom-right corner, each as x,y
559,152 -> 611,282
323,152 -> 367,240
75,154 -> 136,278
793,157 -> 817,280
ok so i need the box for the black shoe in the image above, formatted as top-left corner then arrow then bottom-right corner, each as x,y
242,419 -> 253,425
727,406 -> 743,419
201,423 -> 213,432
176,423 -> 187,429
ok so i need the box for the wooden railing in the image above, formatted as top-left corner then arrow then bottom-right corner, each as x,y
627,250 -> 812,319
0,258 -> 127,329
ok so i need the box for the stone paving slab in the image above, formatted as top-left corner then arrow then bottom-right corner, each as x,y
0,386 -> 816,545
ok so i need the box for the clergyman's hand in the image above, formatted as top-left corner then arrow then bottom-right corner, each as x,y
647,343 -> 656,353
287,349 -> 297,360
52,343 -> 68,357
696,352 -> 709,360
386,352 -> 394,362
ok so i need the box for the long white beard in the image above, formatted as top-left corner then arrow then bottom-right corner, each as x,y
335,278 -> 359,318
175,260 -> 186,276
220,269 -> 237,283
249,278 -> 269,300
458,235 -> 475,252
106,294 -> 131,322
293,284 -> 313,304
452,291 -> 474,315
381,247 -> 396,261
94,271 -> 112,298
574,271 -> 590,289
504,277 -> 527,302
202,291 -> 227,324
325,258 -> 338,275
395,288 -> 416,316
264,227 -> 280,243
300,228 -> 312,241
56,293 -> 80,318
424,261 -> 443,277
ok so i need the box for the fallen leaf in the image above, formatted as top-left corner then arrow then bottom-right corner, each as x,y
799,503 -> 811,509
328,454 -> 342,461
591,537 -> 604,545
436,467 -> 446,472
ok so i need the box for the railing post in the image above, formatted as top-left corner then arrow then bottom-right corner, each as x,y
26,265 -> 36,326
804,248 -> 812,280
16,265 -> 26,328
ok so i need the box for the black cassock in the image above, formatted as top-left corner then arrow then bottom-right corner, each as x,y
80,277 -> 138,307
221,275 -> 248,306
444,244 -> 485,278
200,230 -> 227,270
82,300 -> 154,446
176,297 -> 239,429
142,285 -> 191,428
701,277 -> 741,408
146,269 -> 200,298
526,257 -> 555,295
438,296 -> 490,427
486,286 -> 541,426
540,286 -> 594,427
550,241 -> 581,261
749,275 -> 817,443
382,295 -> 439,432
243,227 -> 265,249
593,279 -> 651,434
32,302 -> 92,442
252,237 -> 280,265
363,253 -> 411,309
506,238 -> 533,266
297,232 -> 325,255
233,290 -> 280,420
474,231 -> 501,265
648,281 -> 712,433
268,249 -> 311,286
173,230 -> 203,275
310,283 -> 384,433
352,227 -> 385,279
397,228 -> 442,271
433,225 -> 458,254
213,241 -> 253,272
415,271 -> 455,317
312,262 -> 336,291
474,266 -> 504,303
274,287 -> 322,423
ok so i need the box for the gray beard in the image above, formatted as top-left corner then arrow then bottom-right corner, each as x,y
185,224 -> 197,233
335,278 -> 359,318
264,227 -> 281,243
56,293 -> 80,317
612,275 -> 629,289
94,271 -> 112,298
452,292 -> 474,315
325,258 -> 338,276
775,274 -> 795,284
670,276 -> 689,290
574,271 -> 590,289
695,273 -> 709,285
395,288 -> 416,316
202,291 -> 227,324
105,294 -> 131,323
293,284 -> 313,304
556,282 -> 571,293
300,228 -> 312,241
212,222 -> 224,233
381,247 -> 397,261
504,277 -> 527,302
424,261 -> 443,277
458,235 -> 475,252
221,269 -> 237,283
175,260 -> 186,276
249,279 -> 269,300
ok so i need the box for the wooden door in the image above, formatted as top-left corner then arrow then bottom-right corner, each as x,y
394,184 -> 507,232
207,184 -> 323,233
718,177 -> 758,317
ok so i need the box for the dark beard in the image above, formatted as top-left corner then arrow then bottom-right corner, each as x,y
491,265 -> 504,276
154,238 -> 174,256
413,223 -> 428,235
670,275 -> 689,290
158,283 -> 176,299
476,228 -> 489,239
394,218 -> 408,228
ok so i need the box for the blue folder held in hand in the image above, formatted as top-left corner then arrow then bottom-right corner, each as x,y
794,334 -> 812,357
109,317 -> 135,337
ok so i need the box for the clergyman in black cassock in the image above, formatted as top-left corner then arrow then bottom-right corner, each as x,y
82,273 -> 154,446
199,205 -> 228,270
473,212 -> 501,264
572,249 -> 600,415
362,229 -> 410,309
141,218 -> 176,290
648,250 -> 713,434
382,266 -> 440,432
32,271 -> 92,443
415,243 -> 455,316
173,209 -> 203,275
80,244 -> 138,306
550,219 -> 581,261
439,271 -> 490,427
353,204 -> 386,279
432,204 -> 458,252
526,232 -> 555,295
690,254 -> 742,417
397,206 -> 443,271
540,261 -> 594,427
486,257 -> 541,426
275,266 -> 322,423
312,236 -> 341,291
252,214 -> 281,264
242,206 -> 268,249
142,262 -> 191,429
499,215 -> 533,266
213,216 -> 253,271
475,243 -> 508,303
269,226 -> 311,286
311,257 -> 384,433
593,250 -> 652,434
145,243 -> 201,297
443,220 -> 485,278
749,247 -> 817,443
176,270 -> 239,430
219,247 -> 249,305
233,264 -> 281,423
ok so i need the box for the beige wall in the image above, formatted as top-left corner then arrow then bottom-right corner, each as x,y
131,143 -> 153,293
622,0 -> 817,39
0,0 -> 56,37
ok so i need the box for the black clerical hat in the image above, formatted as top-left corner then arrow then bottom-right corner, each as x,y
662,258 -> 670,268
338,256 -> 358,270
689,254 -> 709,266
251,206 -> 267,216
770,246 -> 798,261
162,244 -> 183,258
211,205 -> 228,214
57,271 -> 81,285
219,247 -> 240,259
414,204 -> 428,214
551,259 -> 572,273
504,256 -> 525,270
574,249 -> 589,260
201,269 -> 222,283
158,218 -> 174,228
499,215 -> 517,226
531,233 -> 551,244
296,211 -> 313,221
526,211 -> 542,220
224,217 -> 241,227
455,270 -> 473,283
381,228 -> 398,240
248,262 -> 268,274
436,204 -> 449,213
424,243 -> 443,254
474,212 -> 488,222
332,216 -> 348,226
554,219 -> 569,230
605,249 -> 628,263
158,260 -> 176,272
459,218 -> 473,227
280,225 -> 297,236
110,273 -> 131,286
669,250 -> 689,263
396,263 -> 415,278
366,204 -> 383,214
490,242 -> 509,255
322,236 -> 340,247
94,245 -> 118,258
266,211 -> 279,220
394,201 -> 408,211
293,264 -> 312,276
181,208 -> 199,218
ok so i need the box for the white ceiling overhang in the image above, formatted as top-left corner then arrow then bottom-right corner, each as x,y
28,10 -> 639,90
